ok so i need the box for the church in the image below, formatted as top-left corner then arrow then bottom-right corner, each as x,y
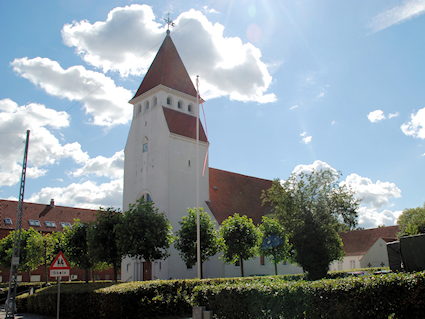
120,29 -> 302,281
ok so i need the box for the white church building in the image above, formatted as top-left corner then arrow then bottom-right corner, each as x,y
120,30 -> 302,281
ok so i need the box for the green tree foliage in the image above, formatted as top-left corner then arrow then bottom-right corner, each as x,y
219,213 -> 260,277
63,221 -> 96,283
174,208 -> 220,278
27,231 -> 60,284
87,207 -> 123,281
0,228 -> 44,278
397,203 -> 425,237
262,168 -> 360,280
116,198 -> 173,280
258,216 -> 290,275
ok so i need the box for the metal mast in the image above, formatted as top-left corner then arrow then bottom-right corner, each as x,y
5,130 -> 30,318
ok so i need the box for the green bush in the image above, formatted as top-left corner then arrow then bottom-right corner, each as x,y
15,271 -> 425,319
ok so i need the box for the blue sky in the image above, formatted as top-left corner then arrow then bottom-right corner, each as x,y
1,0 -> 425,229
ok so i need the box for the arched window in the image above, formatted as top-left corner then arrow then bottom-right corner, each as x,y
144,101 -> 149,111
167,96 -> 172,106
137,104 -> 142,113
188,104 -> 193,112
153,96 -> 157,106
178,101 -> 183,109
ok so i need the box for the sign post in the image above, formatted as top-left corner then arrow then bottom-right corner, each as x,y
49,251 -> 70,319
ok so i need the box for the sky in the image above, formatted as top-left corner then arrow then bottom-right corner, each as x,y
1,0 -> 425,229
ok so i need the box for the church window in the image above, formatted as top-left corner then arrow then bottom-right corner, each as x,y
144,101 -> 149,111
146,193 -> 152,202
137,104 -> 142,113
167,96 -> 172,106
153,96 -> 157,106
143,143 -> 148,152
178,101 -> 183,109
188,104 -> 193,112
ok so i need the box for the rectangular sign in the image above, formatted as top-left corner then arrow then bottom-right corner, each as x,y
50,269 -> 70,277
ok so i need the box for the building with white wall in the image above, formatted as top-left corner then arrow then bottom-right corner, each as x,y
121,31 -> 302,281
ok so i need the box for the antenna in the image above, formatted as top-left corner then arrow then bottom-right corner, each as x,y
5,130 -> 30,318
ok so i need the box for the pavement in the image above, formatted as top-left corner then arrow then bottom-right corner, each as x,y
0,306 -> 55,319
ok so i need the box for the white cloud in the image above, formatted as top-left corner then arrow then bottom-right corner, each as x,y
368,0 -> 425,33
301,136 -> 312,144
368,109 -> 386,123
389,112 -> 399,118
357,207 -> 403,229
71,150 -> 124,179
0,98 -> 89,186
11,57 -> 133,127
61,5 -> 275,103
290,105 -> 299,110
401,107 -> 425,139
342,173 -> 401,209
27,179 -> 123,210
292,160 -> 338,177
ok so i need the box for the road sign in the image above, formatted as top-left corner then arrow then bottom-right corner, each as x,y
49,251 -> 70,277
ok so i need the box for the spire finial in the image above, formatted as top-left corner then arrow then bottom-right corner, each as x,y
164,12 -> 175,35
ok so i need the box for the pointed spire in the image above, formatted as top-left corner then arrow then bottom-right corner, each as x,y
132,34 -> 197,100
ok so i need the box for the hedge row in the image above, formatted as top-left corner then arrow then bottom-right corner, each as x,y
16,272 -> 425,319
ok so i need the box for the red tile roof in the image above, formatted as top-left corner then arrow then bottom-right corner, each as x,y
163,106 -> 208,142
207,168 -> 273,225
0,199 -> 98,236
339,225 -> 400,256
132,34 -> 197,100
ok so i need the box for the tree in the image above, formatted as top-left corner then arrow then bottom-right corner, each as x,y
63,221 -> 96,283
0,228 -> 44,279
219,213 -> 260,277
262,168 -> 360,280
88,207 -> 123,281
174,208 -> 220,278
115,198 -> 173,280
259,215 -> 290,275
397,203 -> 425,237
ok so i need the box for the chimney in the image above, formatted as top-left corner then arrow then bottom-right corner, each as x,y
50,199 -> 55,207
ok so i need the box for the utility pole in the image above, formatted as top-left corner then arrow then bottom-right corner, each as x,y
5,130 -> 30,318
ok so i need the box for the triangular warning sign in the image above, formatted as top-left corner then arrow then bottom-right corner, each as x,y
50,251 -> 70,269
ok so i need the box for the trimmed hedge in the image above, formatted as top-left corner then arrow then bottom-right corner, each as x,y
15,271 -> 425,319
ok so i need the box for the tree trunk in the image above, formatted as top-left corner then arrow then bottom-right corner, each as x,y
200,261 -> 203,279
113,261 -> 118,282
240,259 -> 244,277
85,269 -> 89,283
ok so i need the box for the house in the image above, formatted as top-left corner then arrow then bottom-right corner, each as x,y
0,199 -> 119,282
121,30 -> 302,281
330,225 -> 399,271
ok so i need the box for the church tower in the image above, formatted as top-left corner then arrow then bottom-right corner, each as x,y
121,30 -> 210,281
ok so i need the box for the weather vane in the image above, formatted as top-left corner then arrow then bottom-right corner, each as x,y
164,12 -> 175,34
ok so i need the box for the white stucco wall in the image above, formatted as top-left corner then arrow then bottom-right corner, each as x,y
360,238 -> 389,268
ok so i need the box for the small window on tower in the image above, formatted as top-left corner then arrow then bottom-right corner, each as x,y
178,101 -> 183,109
143,143 -> 148,153
153,96 -> 157,106
188,104 -> 193,112
137,104 -> 142,113
144,101 -> 149,111
167,96 -> 172,106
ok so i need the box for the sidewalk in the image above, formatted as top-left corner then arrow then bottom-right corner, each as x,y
0,306 -> 55,319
